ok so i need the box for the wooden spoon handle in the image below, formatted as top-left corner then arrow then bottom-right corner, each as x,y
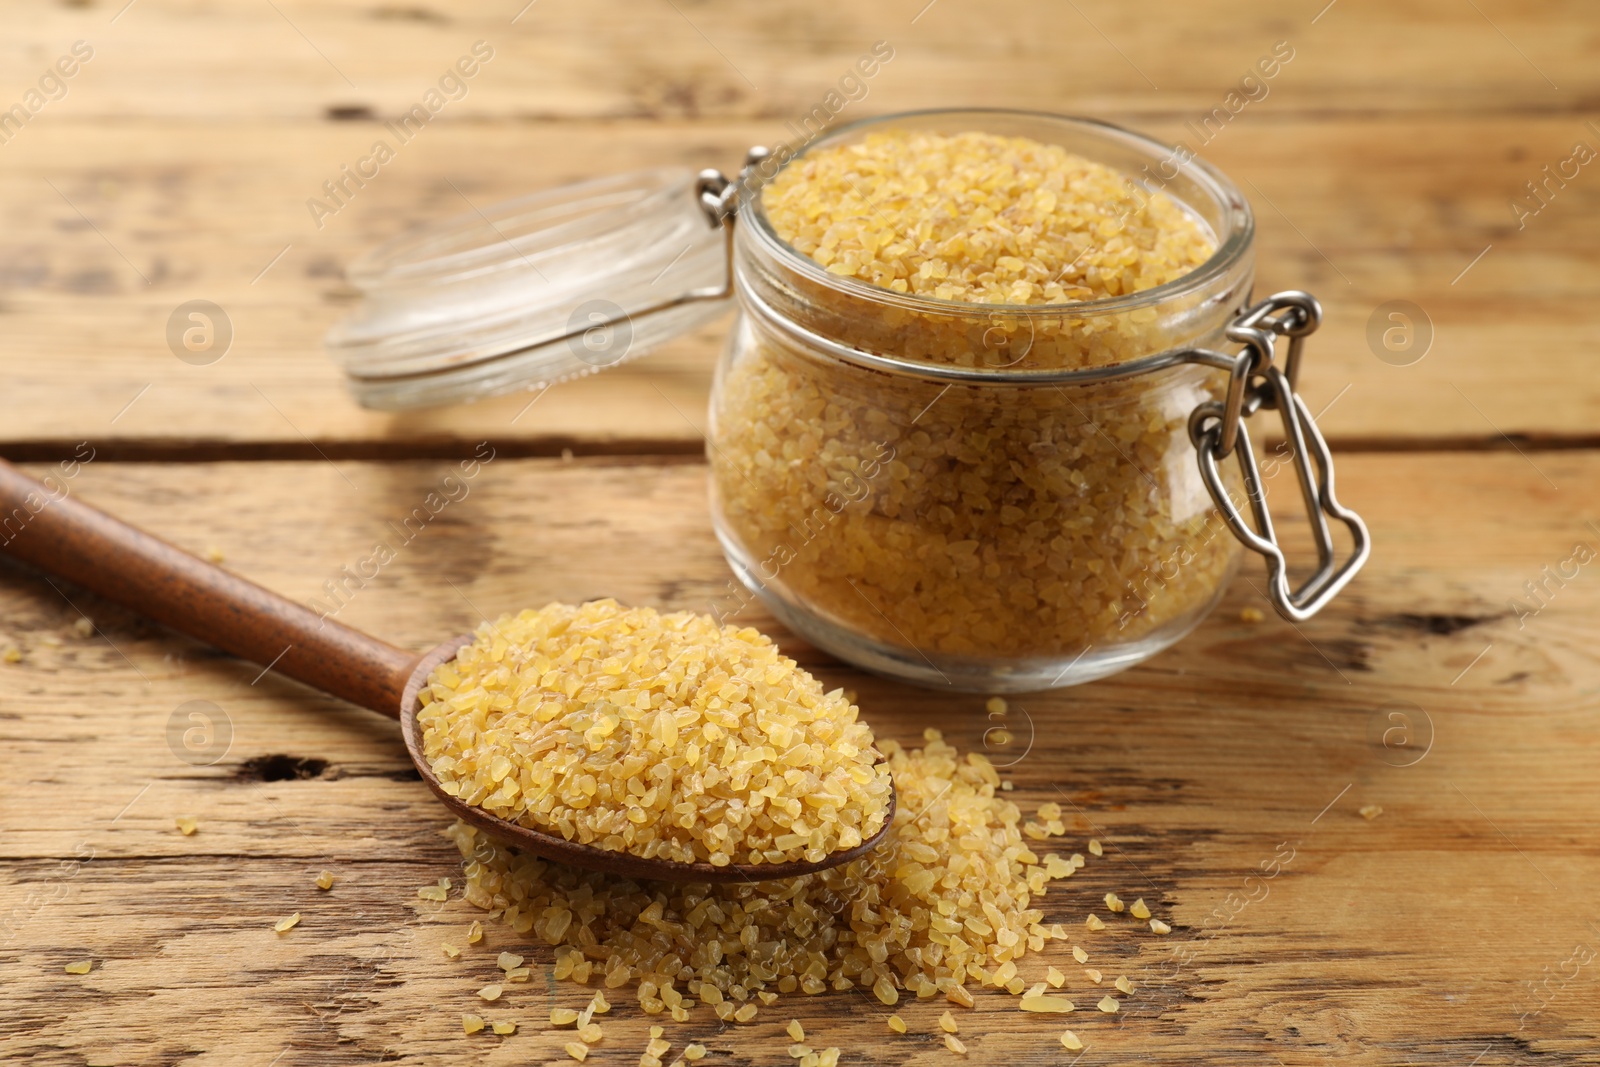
0,459 -> 418,717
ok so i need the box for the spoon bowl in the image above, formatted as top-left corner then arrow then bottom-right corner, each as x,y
398,633 -> 896,883
0,459 -> 895,884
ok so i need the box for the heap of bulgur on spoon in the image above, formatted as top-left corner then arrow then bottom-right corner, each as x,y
417,599 -> 893,868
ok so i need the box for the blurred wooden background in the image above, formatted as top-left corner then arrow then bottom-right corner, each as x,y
2,2 -> 1598,1065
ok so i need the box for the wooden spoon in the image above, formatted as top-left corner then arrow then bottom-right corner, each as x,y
0,459 -> 894,883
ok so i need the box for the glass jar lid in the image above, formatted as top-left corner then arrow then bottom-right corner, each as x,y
326,166 -> 733,411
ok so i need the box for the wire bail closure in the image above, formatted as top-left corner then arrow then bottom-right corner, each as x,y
1187,292 -> 1371,622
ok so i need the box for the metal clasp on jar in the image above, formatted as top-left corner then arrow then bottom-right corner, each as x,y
1187,292 -> 1371,622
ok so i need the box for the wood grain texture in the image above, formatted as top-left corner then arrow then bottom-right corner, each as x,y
0,2 -> 1596,451
2,454 -> 1598,1065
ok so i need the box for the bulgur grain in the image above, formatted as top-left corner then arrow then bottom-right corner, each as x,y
315,870 -> 335,890
1059,1030 -> 1083,1051
713,129 -> 1239,668
1150,918 -> 1171,934
1088,840 -> 1103,857
443,943 -> 460,959
887,1015 -> 906,1033
551,1008 -> 580,1026
1084,968 -> 1101,983
492,1020 -> 517,1035
64,960 -> 92,974
274,913 -> 300,934
938,1010 -> 958,1033
579,1023 -> 604,1043
1104,892 -> 1124,913
565,1041 -> 589,1061
477,984 -> 502,1001
420,600 -> 891,867
763,131 -> 1210,305
1019,995 -> 1074,1014
787,1020 -> 805,1042
1072,946 -> 1088,964
1359,804 -> 1383,820
1045,966 -> 1065,988
1129,897 -> 1151,920
450,731 -> 1078,1016
175,817 -> 198,836
684,1044 -> 707,1060
1115,975 -> 1134,994
498,951 -> 523,971
1097,996 -> 1119,1013
1084,915 -> 1105,931
462,1013 -> 485,1034
944,1034 -> 967,1055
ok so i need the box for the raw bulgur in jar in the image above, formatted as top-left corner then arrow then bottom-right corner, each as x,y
707,112 -> 1257,690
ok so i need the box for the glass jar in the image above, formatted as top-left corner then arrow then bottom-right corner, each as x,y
328,108 -> 1368,692
707,111 -> 1262,691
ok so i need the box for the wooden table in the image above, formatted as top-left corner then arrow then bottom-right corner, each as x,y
3,2 -> 1597,1064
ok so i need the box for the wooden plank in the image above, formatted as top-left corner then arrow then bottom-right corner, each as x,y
2,114 -> 1598,454
1,0 -> 1592,120
2,453 -> 1598,1063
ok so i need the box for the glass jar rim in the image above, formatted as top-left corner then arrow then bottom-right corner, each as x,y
741,107 -> 1254,321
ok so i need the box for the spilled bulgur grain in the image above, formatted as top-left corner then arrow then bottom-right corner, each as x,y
64,960 -> 92,974
175,817 -> 198,836
274,913 -> 300,934
713,129 -> 1241,667
763,131 -> 1211,305
462,1013 -> 485,1034
421,600 -> 891,867
1019,994 -> 1074,1013
492,1020 -> 517,1035
315,870 -> 335,890
886,1015 -> 906,1033
451,730 -> 1077,1013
